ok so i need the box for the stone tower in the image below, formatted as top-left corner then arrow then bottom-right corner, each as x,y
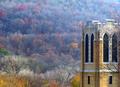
80,19 -> 120,87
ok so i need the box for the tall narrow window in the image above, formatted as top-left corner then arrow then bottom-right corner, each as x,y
88,76 -> 90,84
91,34 -> 94,62
112,34 -> 117,62
85,34 -> 89,62
103,34 -> 109,62
109,76 -> 112,84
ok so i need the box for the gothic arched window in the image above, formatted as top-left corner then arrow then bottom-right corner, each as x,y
91,34 -> 94,62
85,34 -> 89,62
112,34 -> 117,62
103,33 -> 109,62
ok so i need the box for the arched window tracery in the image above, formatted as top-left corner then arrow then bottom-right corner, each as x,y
85,34 -> 89,62
112,34 -> 117,62
103,33 -> 109,62
90,34 -> 94,62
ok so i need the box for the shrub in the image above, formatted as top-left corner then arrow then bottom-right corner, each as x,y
0,48 -> 9,56
71,74 -> 80,87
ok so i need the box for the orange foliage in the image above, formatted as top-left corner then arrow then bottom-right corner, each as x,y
0,75 -> 29,87
0,75 -> 49,87
49,80 -> 59,87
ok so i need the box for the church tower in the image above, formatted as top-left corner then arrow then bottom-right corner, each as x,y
80,19 -> 120,87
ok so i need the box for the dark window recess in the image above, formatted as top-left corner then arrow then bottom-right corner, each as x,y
112,34 -> 117,62
88,76 -> 90,84
91,34 -> 94,62
109,76 -> 112,84
103,34 -> 109,62
85,34 -> 89,62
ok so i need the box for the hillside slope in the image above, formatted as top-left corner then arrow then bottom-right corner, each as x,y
0,0 -> 120,71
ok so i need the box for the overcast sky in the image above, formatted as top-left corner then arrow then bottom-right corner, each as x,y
104,0 -> 120,3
